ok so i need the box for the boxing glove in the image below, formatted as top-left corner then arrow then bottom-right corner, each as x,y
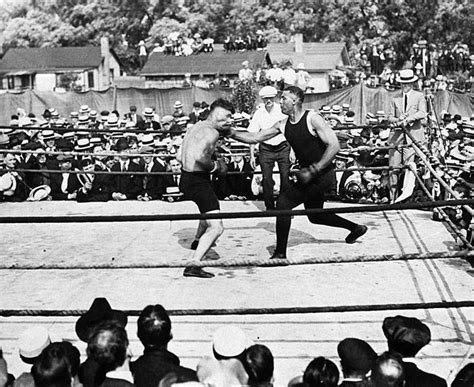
294,167 -> 315,185
211,159 -> 228,176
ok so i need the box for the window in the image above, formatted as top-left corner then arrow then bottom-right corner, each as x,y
88,71 -> 94,89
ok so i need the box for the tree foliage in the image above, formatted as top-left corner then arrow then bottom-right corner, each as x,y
0,0 -> 471,74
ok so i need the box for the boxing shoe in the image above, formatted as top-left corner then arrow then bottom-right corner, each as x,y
345,225 -> 368,244
270,251 -> 287,259
183,266 -> 214,278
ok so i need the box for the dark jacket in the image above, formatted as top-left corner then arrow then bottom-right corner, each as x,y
49,169 -> 81,200
100,377 -> 134,387
131,348 -> 197,387
141,160 -> 168,200
403,361 -> 447,387
225,159 -> 254,198
76,165 -> 112,202
111,160 -> 144,199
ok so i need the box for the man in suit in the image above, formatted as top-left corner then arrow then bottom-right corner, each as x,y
138,145 -> 167,201
142,107 -> 161,131
111,138 -> 144,200
225,152 -> 254,199
127,105 -> 144,128
387,69 -> 428,202
382,315 -> 447,387
76,158 -> 111,202
131,304 -> 197,387
50,153 -> 81,200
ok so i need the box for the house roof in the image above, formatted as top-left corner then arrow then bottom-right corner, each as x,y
267,42 -> 350,72
141,42 -> 349,76
141,50 -> 269,76
0,46 -> 110,73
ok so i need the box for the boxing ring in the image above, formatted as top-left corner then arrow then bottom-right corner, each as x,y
0,124 -> 473,384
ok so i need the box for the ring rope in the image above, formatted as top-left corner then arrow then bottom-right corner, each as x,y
0,250 -> 471,270
0,199 -> 471,223
408,164 -> 473,249
0,123 -> 395,135
0,300 -> 472,317
0,143 -> 411,158
404,132 -> 474,217
0,165 -> 406,176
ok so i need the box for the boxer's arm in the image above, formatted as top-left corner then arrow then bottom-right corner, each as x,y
229,121 -> 281,144
308,114 -> 340,175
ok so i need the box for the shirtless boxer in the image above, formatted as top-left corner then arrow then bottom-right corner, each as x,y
179,98 -> 233,278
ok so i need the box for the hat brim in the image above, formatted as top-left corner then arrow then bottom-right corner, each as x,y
75,309 -> 127,342
396,75 -> 419,83
27,185 -> 51,201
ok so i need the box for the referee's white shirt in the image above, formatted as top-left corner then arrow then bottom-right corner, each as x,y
247,103 -> 287,146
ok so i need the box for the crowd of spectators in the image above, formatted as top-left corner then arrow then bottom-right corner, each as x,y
1,297 -> 472,387
340,41 -> 474,93
0,94 -> 472,242
150,30 -> 267,58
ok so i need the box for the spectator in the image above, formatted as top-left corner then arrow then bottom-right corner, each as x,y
50,154 -> 81,201
242,344 -> 274,387
370,351 -> 405,387
290,357 -> 339,387
196,325 -> 251,386
281,61 -> 296,87
189,102 -> 202,124
76,298 -> 128,387
337,338 -> 377,386
295,63 -> 311,92
137,144 -> 167,201
382,315 -> 447,387
127,106 -> 144,128
87,322 -> 133,386
76,157 -> 111,202
138,40 -> 147,68
110,138 -> 144,200
239,61 -> 254,82
451,363 -> 474,387
172,101 -> 186,119
255,30 -> 267,51
224,143 -> 254,200
31,342 -> 80,387
163,158 -> 183,203
131,304 -> 197,387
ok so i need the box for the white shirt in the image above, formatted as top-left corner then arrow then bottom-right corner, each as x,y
282,68 -> 297,85
247,103 -> 287,146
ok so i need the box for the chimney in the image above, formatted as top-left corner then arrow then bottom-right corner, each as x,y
100,36 -> 110,89
294,33 -> 303,53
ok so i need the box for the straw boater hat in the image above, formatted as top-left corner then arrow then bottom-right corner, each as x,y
0,173 -> 16,192
396,69 -> 418,83
163,186 -> 183,198
75,138 -> 93,151
27,185 -> 51,202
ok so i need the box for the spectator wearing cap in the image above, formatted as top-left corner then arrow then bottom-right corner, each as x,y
247,85 -> 290,210
189,102 -> 202,124
387,69 -> 428,202
172,101 -> 186,119
137,145 -> 167,201
49,153 -> 81,200
295,63 -> 311,92
370,351 -> 405,387
142,107 -> 161,131
338,338 -> 377,386
127,105 -> 144,128
382,315 -> 447,387
13,326 -> 52,387
111,138 -> 144,200
131,305 -> 197,387
196,325 -> 251,386
199,102 -> 210,121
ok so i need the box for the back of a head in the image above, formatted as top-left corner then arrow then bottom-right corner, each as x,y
243,344 -> 274,386
303,357 -> 339,387
86,321 -> 129,373
451,363 -> 474,387
337,337 -> 377,378
371,351 -> 405,387
209,98 -> 235,115
32,343 -> 73,387
137,304 -> 172,349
